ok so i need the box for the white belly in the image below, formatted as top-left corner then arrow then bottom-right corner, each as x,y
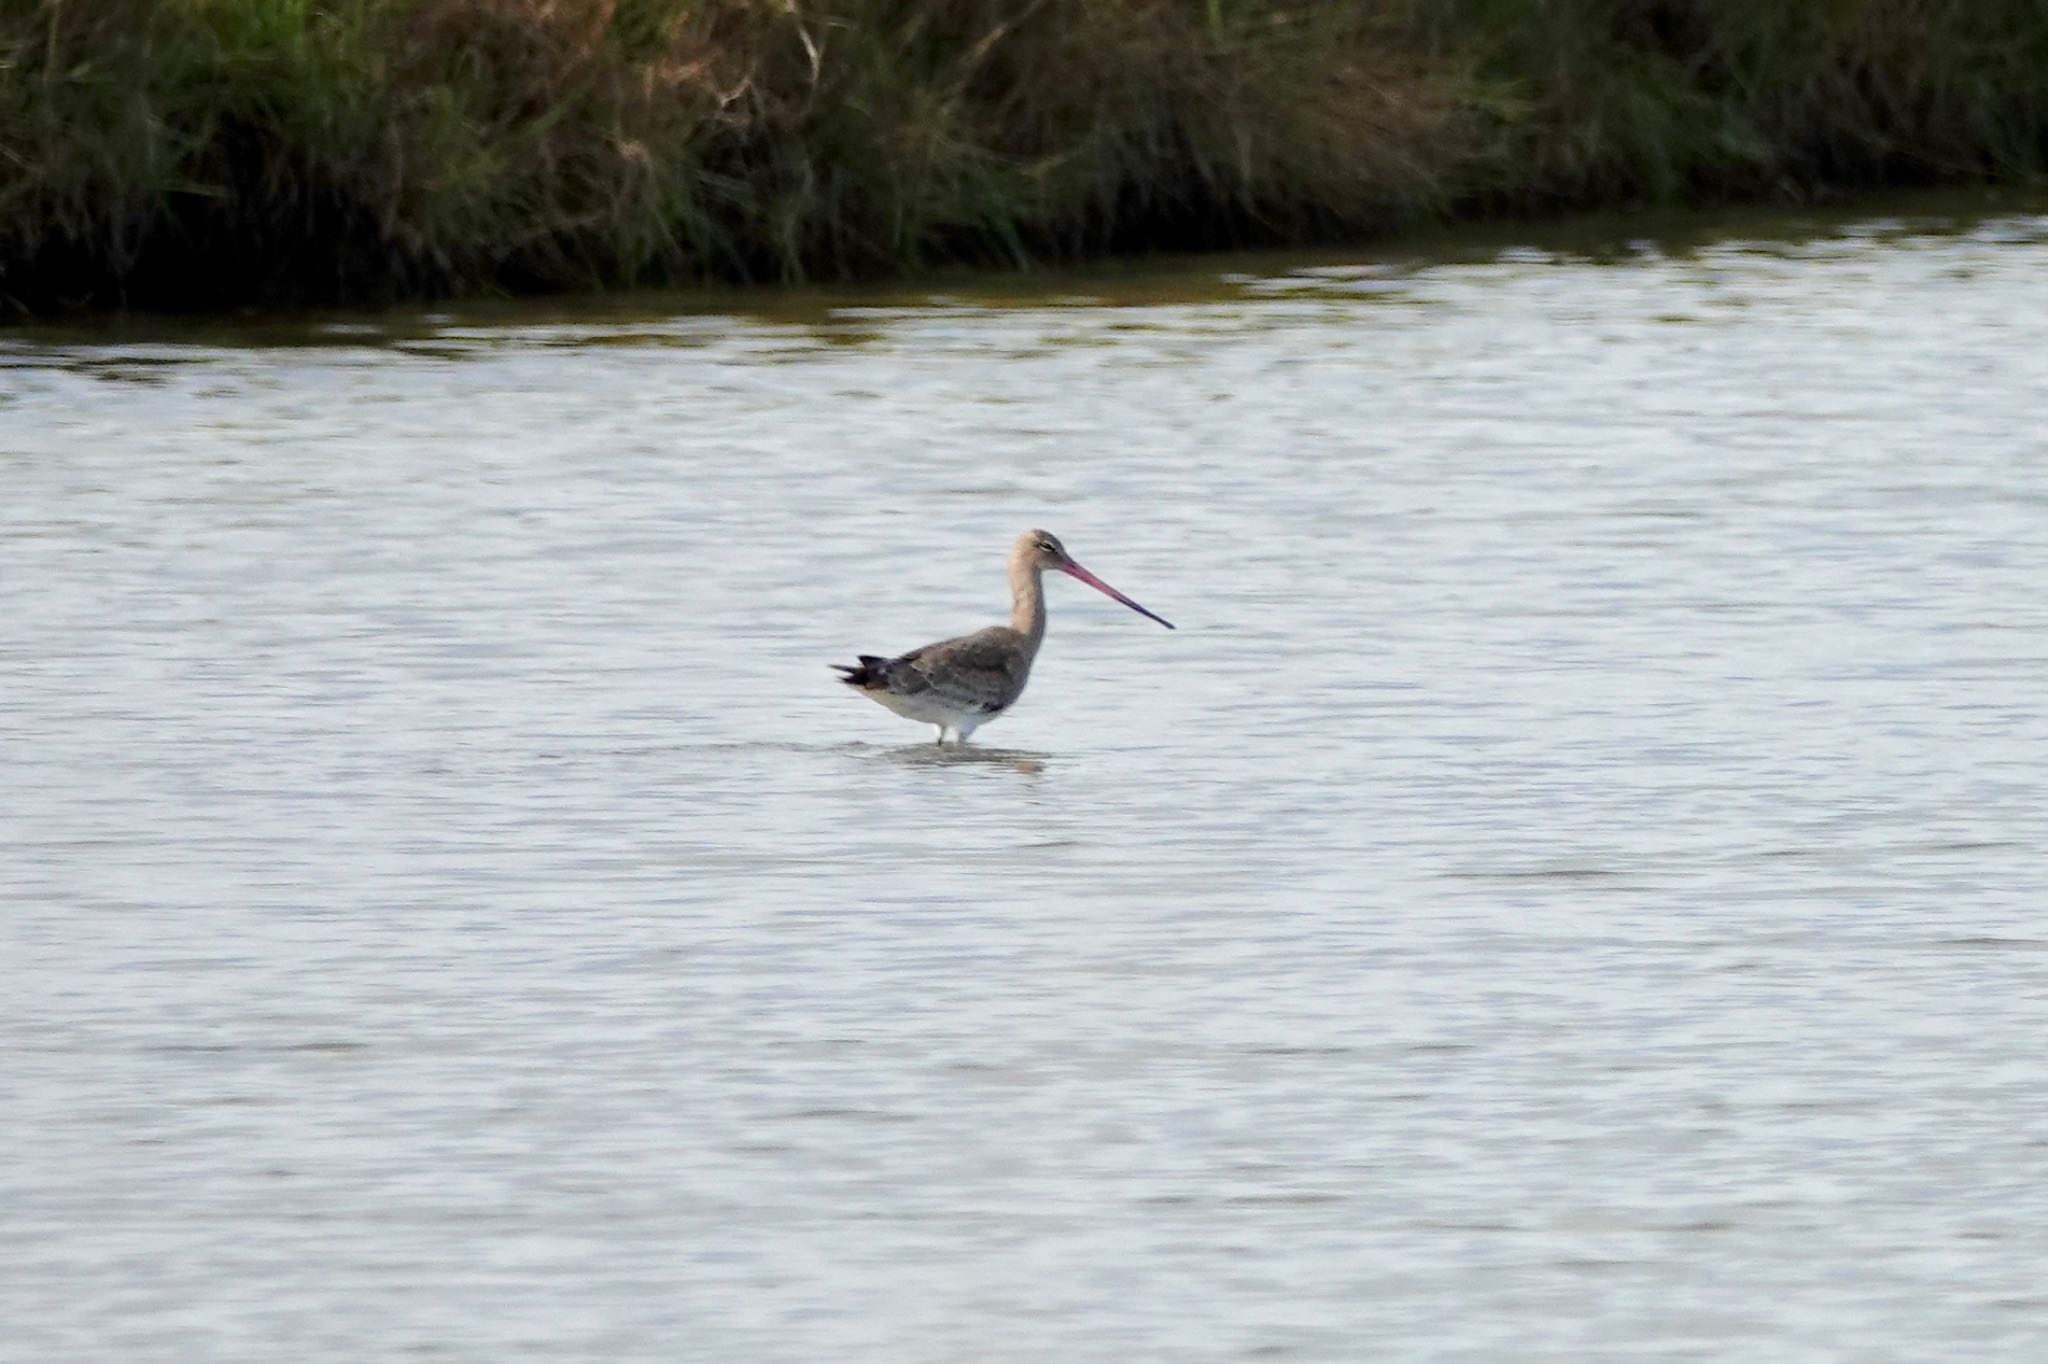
870,688 -> 989,729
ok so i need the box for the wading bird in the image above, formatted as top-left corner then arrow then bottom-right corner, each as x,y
834,529 -> 1174,744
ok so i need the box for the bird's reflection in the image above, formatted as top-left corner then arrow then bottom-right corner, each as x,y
883,744 -> 1048,777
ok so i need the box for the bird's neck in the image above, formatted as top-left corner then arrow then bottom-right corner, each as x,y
1010,560 -> 1047,645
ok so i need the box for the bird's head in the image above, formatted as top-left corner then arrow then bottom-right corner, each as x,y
1014,529 -> 1173,629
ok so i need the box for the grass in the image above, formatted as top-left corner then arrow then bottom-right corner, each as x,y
2,0 -> 2045,313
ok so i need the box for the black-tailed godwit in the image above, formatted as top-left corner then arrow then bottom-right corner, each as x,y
834,529 -> 1173,744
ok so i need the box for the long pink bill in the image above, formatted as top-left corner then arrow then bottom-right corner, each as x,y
1062,562 -> 1175,630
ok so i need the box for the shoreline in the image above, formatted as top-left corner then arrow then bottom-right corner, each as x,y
5,1 -> 2046,318
7,185 -> 2043,341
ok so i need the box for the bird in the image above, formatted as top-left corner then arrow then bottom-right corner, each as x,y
834,529 -> 1174,744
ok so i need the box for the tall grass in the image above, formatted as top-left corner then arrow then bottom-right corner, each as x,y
1,0 -> 2044,312
1416,0 -> 2048,207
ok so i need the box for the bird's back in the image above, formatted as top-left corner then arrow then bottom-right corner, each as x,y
838,625 -> 1035,716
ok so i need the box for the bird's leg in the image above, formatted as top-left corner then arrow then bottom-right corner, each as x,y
934,725 -> 948,745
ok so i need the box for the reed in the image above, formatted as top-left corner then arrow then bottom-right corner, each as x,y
2,0 -> 2044,313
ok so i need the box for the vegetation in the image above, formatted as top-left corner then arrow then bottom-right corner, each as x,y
3,0 -> 2046,313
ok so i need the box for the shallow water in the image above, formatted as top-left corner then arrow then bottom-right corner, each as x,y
6,200 -> 2048,1361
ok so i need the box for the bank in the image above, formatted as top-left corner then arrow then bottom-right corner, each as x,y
4,0 -> 2046,315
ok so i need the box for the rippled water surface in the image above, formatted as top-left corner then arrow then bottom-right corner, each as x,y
7,203 -> 2048,1361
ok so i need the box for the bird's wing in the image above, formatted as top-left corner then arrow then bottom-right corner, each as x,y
885,629 -> 1030,714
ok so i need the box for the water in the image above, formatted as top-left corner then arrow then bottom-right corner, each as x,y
6,201 -> 2048,1361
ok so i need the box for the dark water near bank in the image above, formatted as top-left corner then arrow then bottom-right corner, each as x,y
5,201 -> 2048,1361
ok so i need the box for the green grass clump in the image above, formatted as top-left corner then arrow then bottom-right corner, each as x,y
2,0 -> 2045,313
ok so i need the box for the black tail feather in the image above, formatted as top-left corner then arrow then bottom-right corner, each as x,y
832,654 -> 892,688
